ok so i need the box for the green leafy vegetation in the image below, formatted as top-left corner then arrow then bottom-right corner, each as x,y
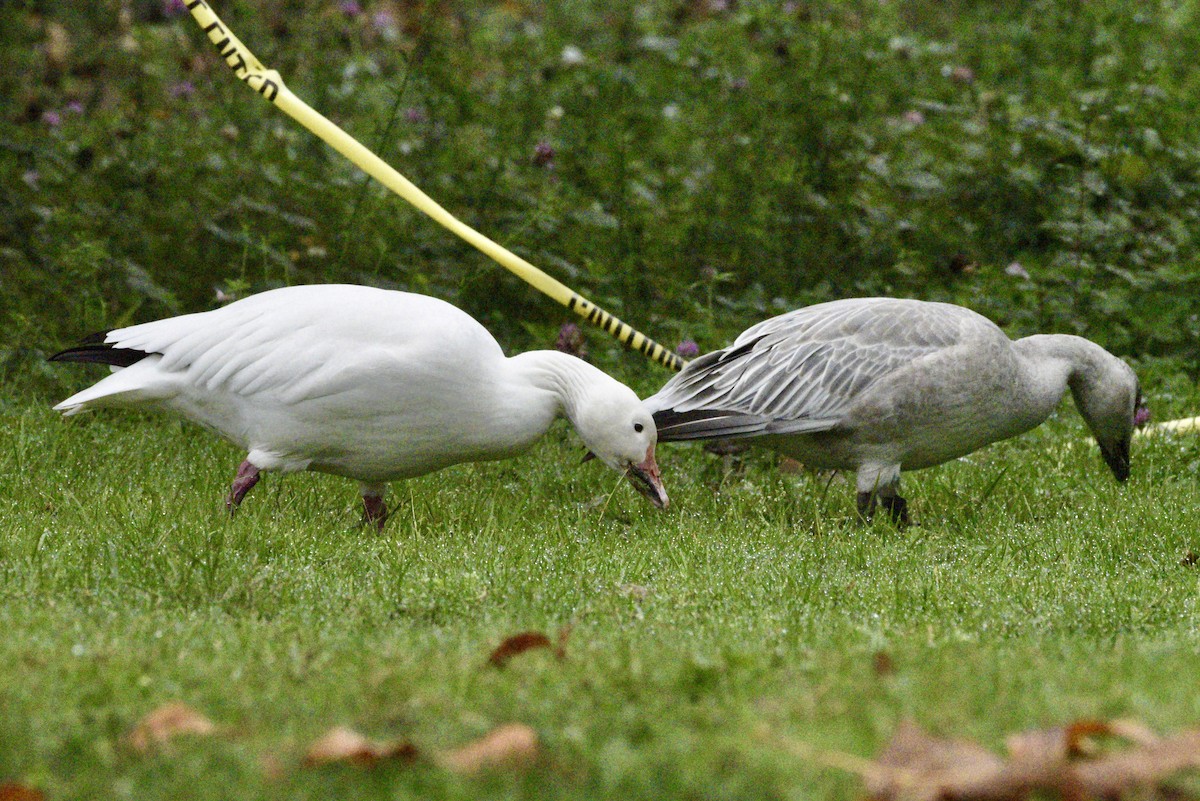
6,1 -> 1200,381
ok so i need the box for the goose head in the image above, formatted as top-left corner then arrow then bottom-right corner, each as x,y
573,383 -> 668,509
1072,355 -> 1143,481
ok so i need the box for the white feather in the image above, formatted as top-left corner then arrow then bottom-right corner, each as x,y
54,285 -> 665,510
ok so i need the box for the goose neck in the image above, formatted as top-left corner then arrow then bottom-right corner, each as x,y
1013,334 -> 1113,417
1015,334 -> 1110,386
507,350 -> 596,421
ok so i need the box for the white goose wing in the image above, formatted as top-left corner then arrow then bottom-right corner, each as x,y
645,299 -> 988,441
58,285 -> 502,410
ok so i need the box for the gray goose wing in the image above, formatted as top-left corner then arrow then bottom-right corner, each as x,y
645,299 -> 982,442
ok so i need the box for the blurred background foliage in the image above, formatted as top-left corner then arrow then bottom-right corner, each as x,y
3,0 -> 1200,392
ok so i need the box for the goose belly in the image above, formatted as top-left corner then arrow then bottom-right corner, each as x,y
764,363 -> 1045,472
166,372 -> 527,483
764,409 -> 1040,473
303,405 -> 531,483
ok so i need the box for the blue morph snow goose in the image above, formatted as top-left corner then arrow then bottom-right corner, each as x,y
644,298 -> 1144,523
52,284 -> 668,528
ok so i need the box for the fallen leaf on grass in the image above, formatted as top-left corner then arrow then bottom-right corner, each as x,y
0,783 -> 45,801
861,718 -> 1200,801
865,719 -> 1009,800
488,628 -> 570,667
302,723 -> 538,775
1073,725 -> 1200,797
303,726 -> 419,767
126,702 -> 216,753
489,632 -> 552,666
436,723 -> 539,774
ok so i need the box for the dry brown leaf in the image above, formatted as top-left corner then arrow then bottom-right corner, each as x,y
863,719 -> 1200,801
126,702 -> 216,753
437,723 -> 539,774
489,629 -> 569,666
867,719 -> 1007,801
489,632 -> 552,666
303,726 -> 419,767
1075,728 -> 1200,797
0,783 -> 45,801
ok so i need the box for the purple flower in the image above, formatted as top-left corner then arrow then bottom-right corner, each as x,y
66,100 -> 85,115
555,323 -> 588,360
338,1 -> 362,18
404,107 -> 427,124
162,0 -> 187,17
532,140 -> 555,168
168,81 -> 196,98
675,339 -> 700,358
41,110 -> 61,127
1134,404 -> 1152,428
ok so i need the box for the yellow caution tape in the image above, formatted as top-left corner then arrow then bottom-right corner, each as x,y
1136,416 -> 1200,437
183,0 -> 685,372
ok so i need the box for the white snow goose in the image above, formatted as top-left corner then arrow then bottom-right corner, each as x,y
51,284 -> 668,528
644,298 -> 1145,523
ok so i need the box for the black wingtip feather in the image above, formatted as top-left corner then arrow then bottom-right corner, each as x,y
50,335 -> 151,368
651,408 -> 770,442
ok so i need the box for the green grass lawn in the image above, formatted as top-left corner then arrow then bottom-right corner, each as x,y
3,392 -> 1200,799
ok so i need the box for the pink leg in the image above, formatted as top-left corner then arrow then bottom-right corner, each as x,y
225,460 -> 261,514
361,487 -> 388,532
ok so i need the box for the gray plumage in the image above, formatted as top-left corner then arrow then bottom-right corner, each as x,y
645,298 -> 1144,522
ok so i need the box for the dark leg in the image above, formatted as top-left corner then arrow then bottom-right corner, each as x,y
855,490 -> 909,527
880,494 -> 909,526
226,460 -> 261,514
855,491 -> 876,521
361,488 -> 388,532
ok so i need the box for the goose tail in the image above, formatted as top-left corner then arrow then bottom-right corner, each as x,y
51,336 -> 171,416
49,332 -> 151,368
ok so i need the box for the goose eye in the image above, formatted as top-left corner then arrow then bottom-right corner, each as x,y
634,422 -> 645,433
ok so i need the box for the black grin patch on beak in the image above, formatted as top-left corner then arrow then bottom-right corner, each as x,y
626,463 -> 667,509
